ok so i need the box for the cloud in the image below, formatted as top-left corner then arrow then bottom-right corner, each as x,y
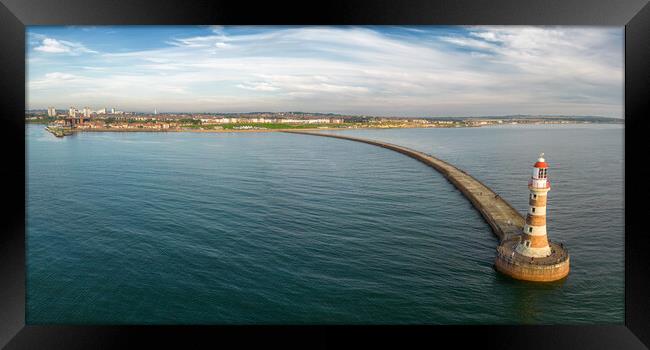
82,66 -> 107,71
237,82 -> 279,91
29,72 -> 85,90
439,36 -> 497,50
34,37 -> 97,55
34,38 -> 69,53
26,26 -> 623,117
470,31 -> 499,42
44,72 -> 77,80
209,25 -> 225,34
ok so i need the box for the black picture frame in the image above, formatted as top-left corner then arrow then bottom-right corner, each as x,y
1,0 -> 649,348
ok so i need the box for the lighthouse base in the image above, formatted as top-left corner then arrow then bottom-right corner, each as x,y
494,239 -> 570,282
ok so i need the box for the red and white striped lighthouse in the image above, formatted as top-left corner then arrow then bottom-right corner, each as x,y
515,153 -> 552,258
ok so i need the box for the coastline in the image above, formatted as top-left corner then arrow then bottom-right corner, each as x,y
54,121 -> 620,134
67,126 -> 451,133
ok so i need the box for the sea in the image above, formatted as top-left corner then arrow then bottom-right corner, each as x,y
26,123 -> 624,324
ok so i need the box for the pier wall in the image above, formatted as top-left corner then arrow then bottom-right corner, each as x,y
495,241 -> 571,282
285,131 -> 525,242
494,255 -> 570,282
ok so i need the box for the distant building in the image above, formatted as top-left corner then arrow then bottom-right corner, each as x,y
69,107 -> 77,117
83,107 -> 91,118
47,107 -> 56,117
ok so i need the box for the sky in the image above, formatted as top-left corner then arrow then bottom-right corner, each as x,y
26,26 -> 624,117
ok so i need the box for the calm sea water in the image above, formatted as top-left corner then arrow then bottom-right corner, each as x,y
26,123 -> 624,324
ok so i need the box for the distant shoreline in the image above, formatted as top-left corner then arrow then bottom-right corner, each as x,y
42,121 -> 622,135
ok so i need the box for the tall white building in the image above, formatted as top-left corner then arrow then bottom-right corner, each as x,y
47,107 -> 56,117
83,107 -> 92,118
69,107 -> 77,117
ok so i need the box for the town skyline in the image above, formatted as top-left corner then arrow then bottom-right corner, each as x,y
27,26 -> 624,118
29,105 -> 623,120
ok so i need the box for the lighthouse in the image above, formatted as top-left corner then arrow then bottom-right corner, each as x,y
514,153 -> 552,258
492,152 -> 569,281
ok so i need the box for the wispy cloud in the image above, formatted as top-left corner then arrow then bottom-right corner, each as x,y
237,82 -> 280,91
34,37 -> 97,55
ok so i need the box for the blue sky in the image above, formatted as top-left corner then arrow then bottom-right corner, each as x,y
26,26 -> 623,117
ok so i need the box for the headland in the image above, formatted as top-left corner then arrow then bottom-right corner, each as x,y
29,110 -> 622,138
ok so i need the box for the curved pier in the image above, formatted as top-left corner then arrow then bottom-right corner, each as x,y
285,131 -> 525,241
285,131 -> 569,282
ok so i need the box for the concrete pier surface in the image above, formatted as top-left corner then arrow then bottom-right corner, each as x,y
286,130 -> 569,282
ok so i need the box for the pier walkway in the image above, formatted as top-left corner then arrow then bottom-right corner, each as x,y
285,131 -> 525,242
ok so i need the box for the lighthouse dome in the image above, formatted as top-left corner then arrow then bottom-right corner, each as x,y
534,153 -> 548,168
